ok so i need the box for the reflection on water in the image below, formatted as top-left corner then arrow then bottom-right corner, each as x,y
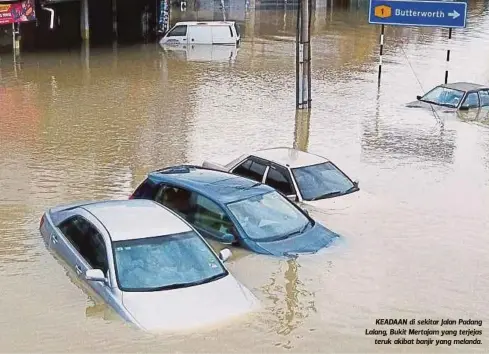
160,44 -> 239,63
0,1 -> 489,352
294,110 -> 311,152
262,259 -> 317,337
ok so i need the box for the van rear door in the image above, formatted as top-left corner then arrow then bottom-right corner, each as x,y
211,25 -> 234,44
188,25 -> 212,44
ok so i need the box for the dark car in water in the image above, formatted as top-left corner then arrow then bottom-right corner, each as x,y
406,82 -> 489,111
130,165 -> 340,257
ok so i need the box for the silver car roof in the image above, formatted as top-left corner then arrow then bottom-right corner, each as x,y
83,199 -> 192,241
251,147 -> 329,168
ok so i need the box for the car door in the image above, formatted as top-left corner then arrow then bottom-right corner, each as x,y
57,215 -> 111,300
263,163 -> 297,198
188,25 -> 212,44
460,91 -> 480,110
154,183 -> 238,244
189,192 -> 238,244
56,215 -> 87,272
231,156 -> 269,183
477,89 -> 489,121
163,24 -> 188,44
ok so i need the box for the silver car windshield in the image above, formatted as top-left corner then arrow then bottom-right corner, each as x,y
420,86 -> 465,107
226,191 -> 309,242
113,231 -> 227,292
292,162 -> 355,201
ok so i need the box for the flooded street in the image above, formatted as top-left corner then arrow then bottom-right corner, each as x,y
1,1 -> 489,352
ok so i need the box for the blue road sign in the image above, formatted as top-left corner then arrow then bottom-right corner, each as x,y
368,0 -> 468,28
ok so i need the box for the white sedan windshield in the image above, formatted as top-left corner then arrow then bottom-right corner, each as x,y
226,191 -> 309,241
113,231 -> 227,291
292,162 -> 355,201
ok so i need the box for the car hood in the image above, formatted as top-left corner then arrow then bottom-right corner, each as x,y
122,275 -> 258,331
254,223 -> 339,257
405,100 -> 457,112
303,190 -> 365,211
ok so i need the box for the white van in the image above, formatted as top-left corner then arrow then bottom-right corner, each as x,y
159,21 -> 241,46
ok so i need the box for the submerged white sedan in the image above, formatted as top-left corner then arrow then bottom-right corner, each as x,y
202,147 -> 362,211
39,199 -> 258,331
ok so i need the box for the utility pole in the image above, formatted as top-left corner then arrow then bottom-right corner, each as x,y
296,0 -> 312,109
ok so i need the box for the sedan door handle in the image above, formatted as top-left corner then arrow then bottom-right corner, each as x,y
75,265 -> 82,275
51,234 -> 58,244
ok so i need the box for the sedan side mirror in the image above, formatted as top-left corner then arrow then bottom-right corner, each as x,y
85,269 -> 107,283
459,105 -> 469,111
354,179 -> 360,187
219,248 -> 232,262
221,233 -> 235,244
416,95 -> 422,100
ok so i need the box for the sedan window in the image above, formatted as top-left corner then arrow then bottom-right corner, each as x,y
461,92 -> 480,109
265,165 -> 294,195
232,158 -> 267,182
479,90 -> 489,107
58,216 -> 109,274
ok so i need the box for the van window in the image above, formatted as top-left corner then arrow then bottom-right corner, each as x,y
167,25 -> 187,37
228,26 -> 233,37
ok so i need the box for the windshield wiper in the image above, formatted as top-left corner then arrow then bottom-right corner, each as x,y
343,185 -> 359,195
144,272 -> 227,292
254,222 -> 310,243
310,191 -> 343,201
419,99 -> 456,108
283,221 -> 310,238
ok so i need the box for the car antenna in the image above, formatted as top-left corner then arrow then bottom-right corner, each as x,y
400,45 -> 444,127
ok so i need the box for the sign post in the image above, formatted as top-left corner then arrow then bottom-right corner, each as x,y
368,0 -> 468,84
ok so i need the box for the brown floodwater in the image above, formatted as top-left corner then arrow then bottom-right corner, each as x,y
1,2 -> 489,352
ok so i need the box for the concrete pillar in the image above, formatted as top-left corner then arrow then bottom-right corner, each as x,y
81,0 -> 90,41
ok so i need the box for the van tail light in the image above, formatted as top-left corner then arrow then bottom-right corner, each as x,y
40,215 -> 45,229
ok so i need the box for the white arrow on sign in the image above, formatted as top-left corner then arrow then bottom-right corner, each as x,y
448,10 -> 460,19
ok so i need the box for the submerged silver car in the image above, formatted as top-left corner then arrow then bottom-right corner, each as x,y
39,199 -> 258,331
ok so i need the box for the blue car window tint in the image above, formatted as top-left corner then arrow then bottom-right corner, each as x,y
192,194 -> 234,237
156,186 -> 193,218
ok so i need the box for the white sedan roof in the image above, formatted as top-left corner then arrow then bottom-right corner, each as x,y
83,200 -> 192,241
251,147 -> 328,168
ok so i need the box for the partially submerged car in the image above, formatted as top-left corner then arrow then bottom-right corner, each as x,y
130,165 -> 340,257
202,147 -> 361,211
406,82 -> 489,111
40,199 -> 258,331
